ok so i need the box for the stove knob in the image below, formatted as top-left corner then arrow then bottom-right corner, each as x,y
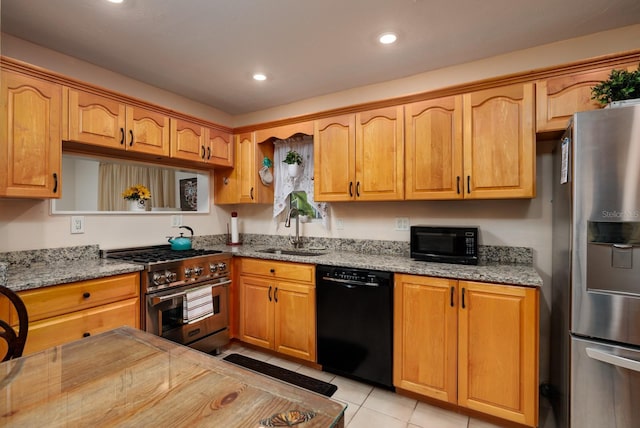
184,267 -> 194,278
217,262 -> 227,272
166,271 -> 177,282
152,273 -> 166,285
209,263 -> 218,273
194,266 -> 203,276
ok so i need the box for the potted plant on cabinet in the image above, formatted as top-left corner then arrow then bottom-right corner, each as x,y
283,150 -> 304,177
591,64 -> 640,107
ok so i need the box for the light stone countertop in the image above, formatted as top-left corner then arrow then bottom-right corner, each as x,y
2,242 -> 542,292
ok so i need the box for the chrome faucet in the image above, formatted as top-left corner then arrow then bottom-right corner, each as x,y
285,207 -> 302,248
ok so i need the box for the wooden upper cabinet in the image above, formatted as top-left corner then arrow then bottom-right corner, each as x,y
314,114 -> 356,202
457,281 -> 539,427
536,62 -> 639,134
463,83 -> 535,199
254,120 -> 314,144
214,133 -> 274,204
1,71 -> 62,198
170,118 -> 206,162
314,106 -> 404,202
66,88 -> 170,157
206,127 -> 233,167
405,96 -> 463,200
356,106 -> 404,201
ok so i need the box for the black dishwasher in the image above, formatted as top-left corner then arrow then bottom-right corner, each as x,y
316,265 -> 394,389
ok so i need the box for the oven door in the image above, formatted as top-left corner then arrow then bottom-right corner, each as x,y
146,280 -> 230,347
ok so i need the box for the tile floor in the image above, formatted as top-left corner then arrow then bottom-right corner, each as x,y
216,343 -> 511,428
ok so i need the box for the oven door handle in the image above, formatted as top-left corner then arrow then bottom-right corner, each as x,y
150,279 -> 231,306
586,347 -> 640,373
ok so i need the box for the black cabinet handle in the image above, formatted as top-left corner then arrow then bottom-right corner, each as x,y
349,182 -> 353,197
274,287 -> 279,303
129,129 -> 134,146
82,292 -> 90,299
120,128 -> 125,145
356,181 -> 360,197
456,176 -> 460,194
268,286 -> 272,302
462,288 -> 466,309
201,145 -> 205,159
269,268 -> 275,274
207,147 -> 211,160
467,176 -> 471,194
83,332 -> 91,338
53,173 -> 58,193
450,286 -> 455,307
250,187 -> 254,200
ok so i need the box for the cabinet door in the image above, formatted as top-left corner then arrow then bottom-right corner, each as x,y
239,275 -> 274,349
314,114 -> 356,201
126,106 -> 170,156
394,274 -> 457,403
66,88 -> 126,148
405,96 -> 463,200
463,83 -> 535,199
355,106 -> 404,201
536,62 -> 639,133
170,118 -> 206,162
236,133 -> 258,203
457,281 -> 539,427
1,72 -> 62,199
206,127 -> 233,167
273,281 -> 316,362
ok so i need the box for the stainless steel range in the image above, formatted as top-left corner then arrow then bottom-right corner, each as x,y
102,245 -> 232,354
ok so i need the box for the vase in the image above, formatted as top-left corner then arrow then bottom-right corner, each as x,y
287,163 -> 302,178
605,99 -> 640,109
128,199 -> 146,211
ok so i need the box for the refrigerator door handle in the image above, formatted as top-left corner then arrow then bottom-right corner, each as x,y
586,347 -> 640,372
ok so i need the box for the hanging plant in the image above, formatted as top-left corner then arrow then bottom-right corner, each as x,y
283,150 -> 303,165
591,64 -> 640,106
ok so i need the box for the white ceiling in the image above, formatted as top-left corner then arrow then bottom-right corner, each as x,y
2,0 -> 639,115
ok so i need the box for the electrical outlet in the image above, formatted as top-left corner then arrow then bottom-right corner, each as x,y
71,216 -> 85,234
171,215 -> 183,227
395,217 -> 410,231
336,218 -> 344,230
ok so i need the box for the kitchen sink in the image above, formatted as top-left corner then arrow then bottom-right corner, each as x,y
258,248 -> 326,257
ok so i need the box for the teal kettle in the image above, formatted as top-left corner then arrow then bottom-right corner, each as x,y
167,226 -> 194,250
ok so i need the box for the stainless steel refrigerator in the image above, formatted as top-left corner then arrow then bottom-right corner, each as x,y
551,103 -> 640,428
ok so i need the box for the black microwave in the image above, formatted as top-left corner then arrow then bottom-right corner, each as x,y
410,226 -> 478,265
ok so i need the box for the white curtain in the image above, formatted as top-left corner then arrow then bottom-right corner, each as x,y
98,163 -> 176,211
273,136 -> 329,227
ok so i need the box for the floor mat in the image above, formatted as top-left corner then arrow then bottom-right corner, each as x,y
223,353 -> 338,397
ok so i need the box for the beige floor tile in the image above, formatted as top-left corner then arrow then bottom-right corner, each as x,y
347,406 -> 409,428
362,387 -> 417,422
468,417 -> 509,427
331,375 -> 374,405
410,401 -> 469,428
264,355 -> 302,372
335,399 -> 359,426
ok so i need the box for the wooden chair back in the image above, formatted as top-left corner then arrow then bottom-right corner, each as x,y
0,285 -> 28,361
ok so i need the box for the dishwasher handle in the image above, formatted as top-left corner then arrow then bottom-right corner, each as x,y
586,347 -> 640,373
321,276 -> 381,288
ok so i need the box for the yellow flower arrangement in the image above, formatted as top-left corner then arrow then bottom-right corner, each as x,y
122,184 -> 151,201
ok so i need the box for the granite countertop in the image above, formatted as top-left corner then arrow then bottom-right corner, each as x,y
1,238 -> 542,292
218,245 -> 543,288
4,259 -> 144,292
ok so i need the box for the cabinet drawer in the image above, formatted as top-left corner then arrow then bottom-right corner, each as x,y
23,297 -> 140,355
239,258 -> 314,283
17,272 -> 140,323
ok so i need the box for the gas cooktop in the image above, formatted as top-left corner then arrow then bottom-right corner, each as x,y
101,245 -> 225,264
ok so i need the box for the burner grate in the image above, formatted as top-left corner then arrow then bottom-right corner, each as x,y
106,248 -> 223,263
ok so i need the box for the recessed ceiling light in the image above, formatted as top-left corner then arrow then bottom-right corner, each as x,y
253,73 -> 267,81
378,33 -> 398,45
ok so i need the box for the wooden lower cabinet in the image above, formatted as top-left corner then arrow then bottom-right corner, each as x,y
394,274 -> 539,427
238,258 -> 316,362
12,272 -> 141,355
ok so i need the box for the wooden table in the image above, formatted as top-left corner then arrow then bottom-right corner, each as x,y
0,326 -> 345,427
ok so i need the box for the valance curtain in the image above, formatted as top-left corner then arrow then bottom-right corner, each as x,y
273,136 -> 329,227
98,163 -> 176,211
